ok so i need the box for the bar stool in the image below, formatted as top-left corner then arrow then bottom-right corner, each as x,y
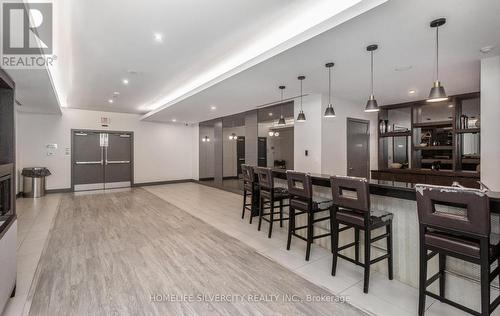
286,171 -> 333,261
255,167 -> 289,238
330,175 -> 394,293
241,164 -> 257,223
416,184 -> 500,316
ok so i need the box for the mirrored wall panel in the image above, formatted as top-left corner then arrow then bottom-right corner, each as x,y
222,114 -> 246,191
199,120 -> 216,187
257,101 -> 294,170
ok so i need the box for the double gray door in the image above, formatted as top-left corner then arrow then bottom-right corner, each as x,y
72,131 -> 133,191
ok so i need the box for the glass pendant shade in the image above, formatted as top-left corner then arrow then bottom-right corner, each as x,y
296,110 -> 306,122
324,104 -> 336,117
365,94 -> 379,112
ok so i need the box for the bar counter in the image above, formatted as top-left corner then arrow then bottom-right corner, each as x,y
268,168 -> 500,212
251,167 -> 500,309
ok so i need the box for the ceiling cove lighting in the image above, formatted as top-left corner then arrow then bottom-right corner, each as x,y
324,63 -> 336,118
108,99 -> 114,104
122,79 -> 129,85
278,86 -> 286,125
427,18 -> 448,103
365,44 -> 379,113
296,76 -> 306,122
154,33 -> 163,42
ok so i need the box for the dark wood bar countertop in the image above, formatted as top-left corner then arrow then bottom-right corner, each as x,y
265,168 -> 500,213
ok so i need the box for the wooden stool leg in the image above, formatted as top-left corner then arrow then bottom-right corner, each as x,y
387,222 -> 393,280
287,207 -> 295,250
268,199 -> 274,238
355,227 -> 360,263
258,197 -> 263,231
279,199 -> 283,228
329,207 -> 335,254
363,229 -> 371,293
438,253 -> 446,300
480,240 -> 490,316
249,195 -> 254,224
305,212 -> 313,261
331,220 -> 339,276
242,190 -> 246,219
418,230 -> 427,316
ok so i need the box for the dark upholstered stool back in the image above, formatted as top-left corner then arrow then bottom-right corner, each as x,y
330,176 -> 370,213
255,167 -> 274,190
242,164 -> 255,183
415,184 -> 490,237
286,171 -> 312,200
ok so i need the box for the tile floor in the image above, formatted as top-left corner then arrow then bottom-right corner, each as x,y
1,183 -> 497,316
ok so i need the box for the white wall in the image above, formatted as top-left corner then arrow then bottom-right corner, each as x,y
16,108 -> 197,191
321,95 -> 378,176
480,56 -> 500,190
294,94 -> 322,173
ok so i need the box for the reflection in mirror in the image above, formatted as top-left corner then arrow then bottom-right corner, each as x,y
222,114 -> 246,191
199,121 -> 215,186
257,102 -> 294,170
387,136 -> 410,168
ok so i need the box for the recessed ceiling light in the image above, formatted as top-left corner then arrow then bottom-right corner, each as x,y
395,65 -> 413,72
480,45 -> 494,53
154,33 -> 163,42
108,99 -> 114,104
448,104 -> 454,108
408,89 -> 416,94
122,79 -> 129,85
210,106 -> 216,110
172,118 -> 177,122
113,91 -> 120,96
268,112 -> 273,116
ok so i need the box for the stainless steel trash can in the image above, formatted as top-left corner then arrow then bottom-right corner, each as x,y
22,167 -> 51,198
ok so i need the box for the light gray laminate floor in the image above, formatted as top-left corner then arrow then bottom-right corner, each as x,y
26,188 -> 366,315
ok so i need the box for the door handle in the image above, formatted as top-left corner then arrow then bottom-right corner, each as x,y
106,160 -> 130,164
75,161 -> 103,165
348,167 -> 354,170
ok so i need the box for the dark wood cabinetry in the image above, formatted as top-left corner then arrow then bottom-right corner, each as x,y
375,92 -> 481,187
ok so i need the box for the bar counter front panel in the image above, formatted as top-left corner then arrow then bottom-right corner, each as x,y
252,168 -> 500,311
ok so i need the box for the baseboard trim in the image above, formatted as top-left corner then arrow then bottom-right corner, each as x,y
133,179 -> 195,187
46,188 -> 72,194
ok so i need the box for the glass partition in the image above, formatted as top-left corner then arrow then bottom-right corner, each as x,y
257,101 -> 294,170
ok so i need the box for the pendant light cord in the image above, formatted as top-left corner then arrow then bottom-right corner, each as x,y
280,88 -> 283,117
328,67 -> 332,104
370,51 -> 374,95
300,80 -> 303,111
435,26 -> 439,81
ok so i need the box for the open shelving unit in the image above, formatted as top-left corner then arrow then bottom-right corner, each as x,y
377,92 -> 481,173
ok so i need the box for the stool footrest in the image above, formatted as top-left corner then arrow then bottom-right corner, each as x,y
338,225 -> 352,232
427,251 -> 438,261
313,216 -> 330,223
313,232 -> 332,239
338,241 -> 357,251
371,233 -> 389,243
337,253 -> 364,267
292,233 -> 308,241
426,271 -> 440,287
370,253 -> 390,265
491,265 -> 500,282
425,291 -> 480,316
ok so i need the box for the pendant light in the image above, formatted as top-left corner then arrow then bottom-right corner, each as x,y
427,18 -> 448,103
365,44 -> 379,112
296,75 -> 306,122
324,63 -> 336,118
278,86 -> 286,125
